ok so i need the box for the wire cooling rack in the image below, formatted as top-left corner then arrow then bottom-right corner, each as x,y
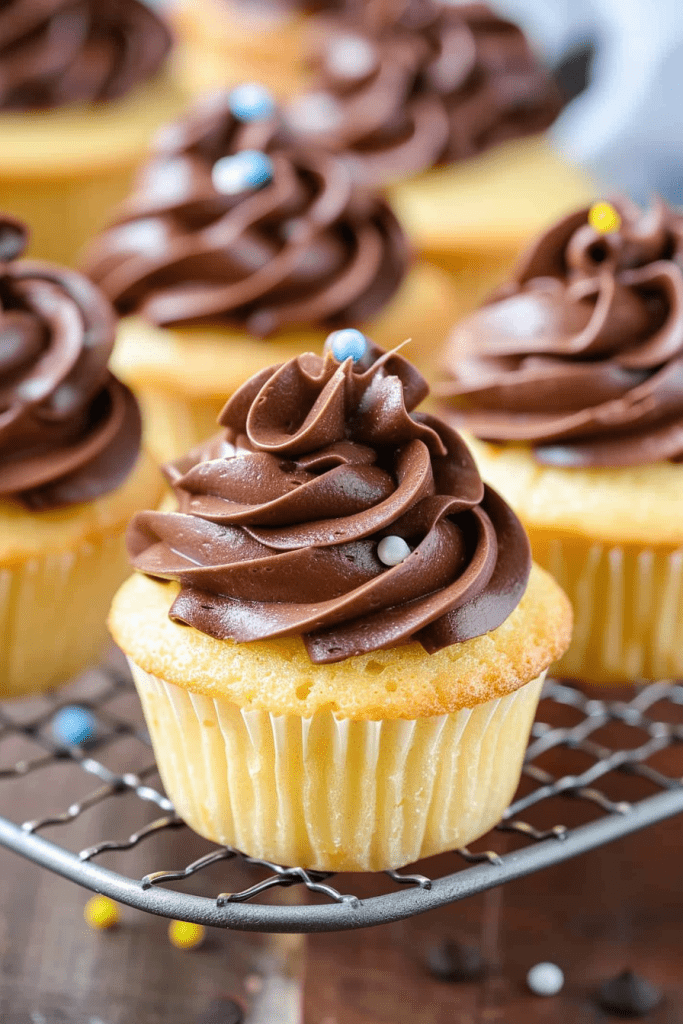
0,662 -> 682,934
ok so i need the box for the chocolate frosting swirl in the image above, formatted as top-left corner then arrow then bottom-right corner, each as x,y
128,338 -> 530,663
0,0 -> 172,111
84,91 -> 409,334
440,200 -> 683,468
285,0 -> 563,184
0,216 -> 141,510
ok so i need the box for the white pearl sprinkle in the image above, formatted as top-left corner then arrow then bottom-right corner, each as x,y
527,962 -> 565,997
377,536 -> 411,567
326,34 -> 377,80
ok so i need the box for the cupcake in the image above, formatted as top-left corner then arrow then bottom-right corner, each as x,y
438,198 -> 683,686
285,0 -> 595,312
84,87 -> 461,462
0,215 -> 162,698
172,0 -> 343,99
0,0 -> 184,266
109,334 -> 571,871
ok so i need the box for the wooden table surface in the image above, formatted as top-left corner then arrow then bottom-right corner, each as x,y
303,816 -> 683,1024
0,664 -> 303,1024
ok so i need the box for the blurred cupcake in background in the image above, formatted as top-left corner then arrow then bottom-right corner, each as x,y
172,0 -> 345,99
437,198 -> 683,686
285,0 -> 596,316
84,86 -> 462,462
0,0 -> 185,266
0,215 -> 162,698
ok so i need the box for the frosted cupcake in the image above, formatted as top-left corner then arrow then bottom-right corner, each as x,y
438,199 -> 683,685
110,334 -> 571,871
0,215 -> 162,698
84,86 -> 461,461
172,0 -> 343,99
0,0 -> 184,266
285,0 -> 595,312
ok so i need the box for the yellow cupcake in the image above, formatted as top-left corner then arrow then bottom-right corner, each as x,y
438,200 -> 683,685
173,0 -> 321,98
0,218 -> 162,697
0,1 -> 185,266
389,135 -> 596,284
113,566 -> 568,871
110,340 -> 571,871
85,89 -> 461,463
462,439 -> 683,686
284,3 -> 596,315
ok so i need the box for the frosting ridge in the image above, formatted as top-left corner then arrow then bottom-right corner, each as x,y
285,0 -> 563,183
128,337 -> 530,663
0,216 -> 141,510
85,90 -> 409,333
0,0 -> 172,111
439,199 -> 683,467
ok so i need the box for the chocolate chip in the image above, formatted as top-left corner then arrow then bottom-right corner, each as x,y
197,997 -> 244,1024
424,940 -> 486,982
597,970 -> 663,1017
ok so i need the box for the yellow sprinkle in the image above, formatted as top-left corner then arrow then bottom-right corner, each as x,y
588,201 -> 622,234
168,919 -> 205,950
84,895 -> 120,930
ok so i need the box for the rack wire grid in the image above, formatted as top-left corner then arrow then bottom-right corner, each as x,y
0,658 -> 683,934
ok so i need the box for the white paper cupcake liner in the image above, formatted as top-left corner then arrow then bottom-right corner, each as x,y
0,532 -> 131,698
129,661 -> 546,872
534,535 -> 683,684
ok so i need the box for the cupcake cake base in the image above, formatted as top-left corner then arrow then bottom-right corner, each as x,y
463,437 -> 683,686
0,72 -> 185,266
0,453 -> 162,699
110,565 -> 570,872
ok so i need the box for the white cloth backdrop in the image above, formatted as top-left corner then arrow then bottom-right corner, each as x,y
495,0 -> 683,203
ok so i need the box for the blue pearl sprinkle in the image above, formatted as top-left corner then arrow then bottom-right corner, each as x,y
52,706 -> 97,747
228,83 -> 276,123
327,328 -> 368,363
212,150 -> 274,196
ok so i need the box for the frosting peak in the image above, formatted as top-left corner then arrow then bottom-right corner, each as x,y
0,0 -> 172,111
440,199 -> 683,467
128,337 -> 530,663
84,90 -> 409,333
0,216 -> 141,510
285,0 -> 563,183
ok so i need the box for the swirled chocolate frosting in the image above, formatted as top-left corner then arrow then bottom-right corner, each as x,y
84,92 -> 409,334
439,200 -> 683,468
284,0 -> 563,184
0,0 -> 172,111
0,216 -> 141,510
128,338 -> 530,663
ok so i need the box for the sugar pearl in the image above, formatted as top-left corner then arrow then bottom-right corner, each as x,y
212,150 -> 273,196
168,920 -> 205,950
377,536 -> 411,567
527,962 -> 564,997
228,83 -> 275,122
327,328 -> 367,363
52,705 -> 97,747
588,201 -> 622,235
84,895 -> 120,931
326,34 -> 377,80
